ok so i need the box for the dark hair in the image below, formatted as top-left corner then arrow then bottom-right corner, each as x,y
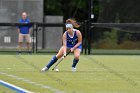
66,19 -> 80,28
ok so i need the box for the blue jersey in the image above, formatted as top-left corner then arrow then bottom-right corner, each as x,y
66,30 -> 82,49
18,18 -> 31,34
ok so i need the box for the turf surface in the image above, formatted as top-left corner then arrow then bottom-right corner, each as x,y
0,55 -> 140,93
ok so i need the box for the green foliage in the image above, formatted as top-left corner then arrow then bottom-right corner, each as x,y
103,29 -> 118,44
44,0 -> 88,21
93,29 -> 118,49
97,0 -> 140,22
44,0 -> 63,15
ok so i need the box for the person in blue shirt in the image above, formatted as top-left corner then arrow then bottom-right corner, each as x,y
41,19 -> 82,72
18,12 -> 31,54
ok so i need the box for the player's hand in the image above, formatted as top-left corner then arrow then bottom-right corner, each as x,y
63,52 -> 66,58
70,48 -> 75,52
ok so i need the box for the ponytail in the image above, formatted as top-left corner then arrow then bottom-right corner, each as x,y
66,19 -> 80,28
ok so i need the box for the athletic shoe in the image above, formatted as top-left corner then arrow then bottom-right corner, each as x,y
72,67 -> 76,72
41,66 -> 48,72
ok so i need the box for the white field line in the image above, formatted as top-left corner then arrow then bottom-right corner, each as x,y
0,80 -> 33,93
0,71 -> 65,93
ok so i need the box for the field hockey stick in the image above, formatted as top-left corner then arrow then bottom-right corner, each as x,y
52,51 -> 71,70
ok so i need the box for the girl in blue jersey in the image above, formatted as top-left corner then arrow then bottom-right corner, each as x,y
41,19 -> 82,72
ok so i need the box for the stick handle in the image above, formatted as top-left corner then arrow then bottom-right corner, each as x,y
64,50 -> 71,57
52,50 -> 71,70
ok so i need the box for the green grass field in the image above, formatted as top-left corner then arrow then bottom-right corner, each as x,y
0,54 -> 140,93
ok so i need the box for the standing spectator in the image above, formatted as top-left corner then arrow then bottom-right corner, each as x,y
18,12 -> 31,54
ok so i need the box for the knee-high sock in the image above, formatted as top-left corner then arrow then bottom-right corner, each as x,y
72,59 -> 79,68
46,56 -> 58,69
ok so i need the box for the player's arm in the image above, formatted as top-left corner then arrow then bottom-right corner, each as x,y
72,30 -> 82,51
63,32 -> 67,57
17,28 -> 20,34
18,20 -> 21,34
29,28 -> 32,34
28,20 -> 32,34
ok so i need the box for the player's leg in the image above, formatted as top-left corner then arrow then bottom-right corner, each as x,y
72,48 -> 81,72
25,34 -> 31,54
41,47 -> 64,71
18,34 -> 24,54
46,47 -> 64,68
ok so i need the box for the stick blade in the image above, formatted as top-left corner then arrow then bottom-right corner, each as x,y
52,68 -> 55,70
